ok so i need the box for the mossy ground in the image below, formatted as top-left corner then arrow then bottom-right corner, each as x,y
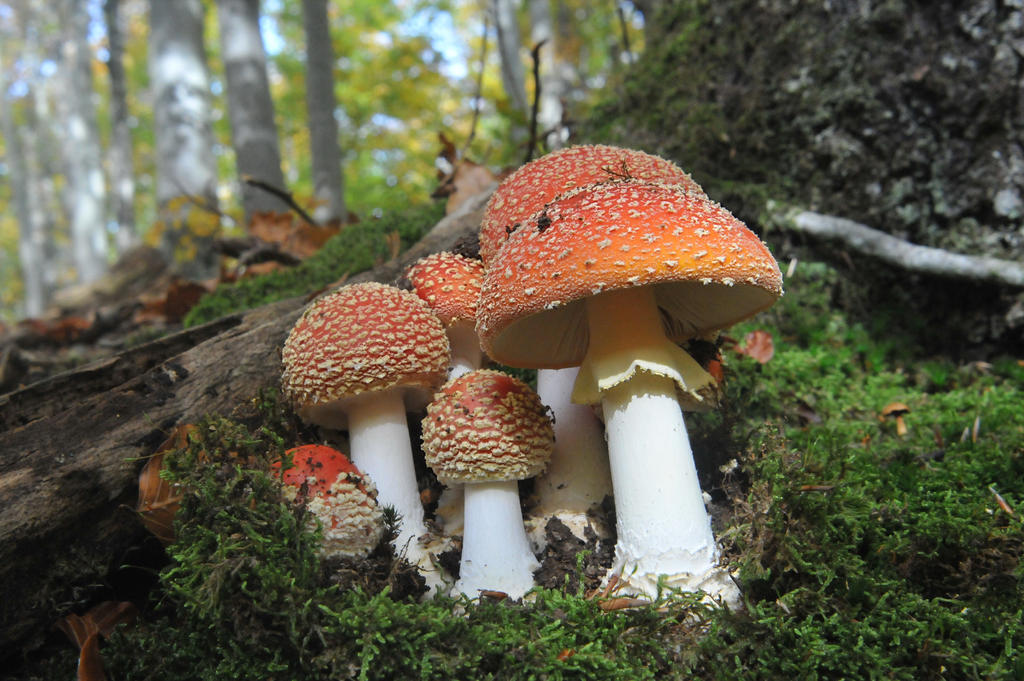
29,255 -> 1020,680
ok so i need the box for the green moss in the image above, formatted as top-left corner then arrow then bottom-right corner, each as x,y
98,259 -> 1024,680
183,202 -> 444,327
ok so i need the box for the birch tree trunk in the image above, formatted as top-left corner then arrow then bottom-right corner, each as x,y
528,0 -> 568,150
301,0 -> 346,224
149,0 -> 221,280
216,0 -> 290,218
59,0 -> 109,284
493,0 -> 529,116
104,0 -> 138,253
0,68 -> 47,317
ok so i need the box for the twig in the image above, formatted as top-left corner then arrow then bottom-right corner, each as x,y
768,205 -> 1024,288
242,175 -> 319,227
523,39 -> 548,165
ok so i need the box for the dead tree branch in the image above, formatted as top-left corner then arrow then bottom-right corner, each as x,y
768,205 -> 1024,288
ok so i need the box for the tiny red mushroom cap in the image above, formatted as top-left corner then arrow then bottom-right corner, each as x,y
422,369 -> 554,486
273,444 -> 384,559
405,252 -> 485,327
480,144 -> 704,263
281,282 -> 450,423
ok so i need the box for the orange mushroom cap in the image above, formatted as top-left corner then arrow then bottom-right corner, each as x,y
405,251 -> 485,327
421,369 -> 553,486
281,282 -> 450,422
480,144 -> 703,263
476,180 -> 783,369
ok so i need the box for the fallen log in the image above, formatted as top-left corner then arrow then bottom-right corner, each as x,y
0,189 -> 490,654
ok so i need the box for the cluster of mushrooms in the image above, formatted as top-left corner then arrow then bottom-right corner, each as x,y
277,144 -> 783,603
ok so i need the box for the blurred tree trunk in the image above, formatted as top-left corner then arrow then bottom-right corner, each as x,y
0,69 -> 47,318
104,0 -> 138,253
148,0 -> 221,280
301,0 -> 346,224
58,0 -> 109,284
528,0 -> 569,149
216,0 -> 289,218
493,0 -> 529,116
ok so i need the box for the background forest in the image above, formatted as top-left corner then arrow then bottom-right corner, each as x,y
2,0 -> 1024,680
0,0 -> 640,321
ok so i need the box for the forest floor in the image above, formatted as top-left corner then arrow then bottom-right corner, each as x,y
5,200 -> 1024,680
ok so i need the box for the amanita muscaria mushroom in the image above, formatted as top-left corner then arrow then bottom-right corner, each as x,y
421,369 -> 553,599
481,144 -> 699,544
281,282 -> 450,561
476,180 -> 783,601
479,144 -> 703,263
405,251 -> 486,380
273,444 -> 384,559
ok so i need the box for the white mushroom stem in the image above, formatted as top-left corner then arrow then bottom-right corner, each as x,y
345,389 -> 429,551
528,367 -> 612,547
457,480 -> 538,600
578,286 -> 738,602
446,322 -> 483,380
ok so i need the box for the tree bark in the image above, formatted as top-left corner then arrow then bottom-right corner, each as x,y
0,188 -> 493,655
58,0 -> 109,284
149,0 -> 222,280
301,0 -> 346,225
104,0 -> 138,254
216,0 -> 290,218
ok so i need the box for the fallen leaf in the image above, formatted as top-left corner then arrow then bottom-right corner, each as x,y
136,424 -> 195,544
134,277 -> 212,324
598,597 -> 651,611
734,330 -> 775,363
249,212 -> 340,259
56,602 -> 137,681
443,161 -> 497,214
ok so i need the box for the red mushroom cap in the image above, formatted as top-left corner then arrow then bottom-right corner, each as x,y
281,282 -> 450,422
405,251 -> 485,327
273,444 -> 384,558
480,144 -> 703,263
421,369 -> 553,486
476,180 -> 783,369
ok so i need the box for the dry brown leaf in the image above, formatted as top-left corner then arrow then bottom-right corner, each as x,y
734,330 -> 775,363
249,212 -> 340,259
134,277 -> 212,324
136,424 -> 195,544
598,597 -> 651,611
444,160 -> 497,215
56,602 -> 137,681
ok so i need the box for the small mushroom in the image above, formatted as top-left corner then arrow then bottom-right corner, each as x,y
281,282 -> 450,563
405,251 -> 486,380
881,402 -> 911,437
273,444 -> 384,559
421,369 -> 553,600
